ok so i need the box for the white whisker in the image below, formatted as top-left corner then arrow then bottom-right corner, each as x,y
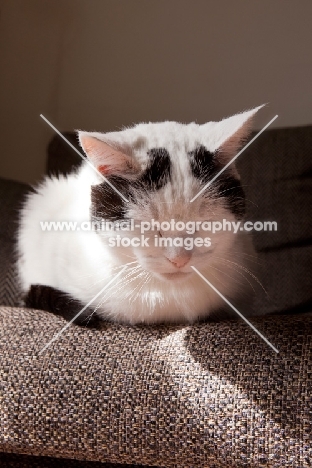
214,255 -> 268,296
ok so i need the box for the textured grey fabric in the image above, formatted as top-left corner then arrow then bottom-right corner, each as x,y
236,125 -> 312,314
0,178 -> 32,308
254,246 -> 312,314
237,126 -> 312,251
0,452 -> 157,468
0,307 -> 311,467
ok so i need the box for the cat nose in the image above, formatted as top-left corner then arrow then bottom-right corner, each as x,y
166,256 -> 190,268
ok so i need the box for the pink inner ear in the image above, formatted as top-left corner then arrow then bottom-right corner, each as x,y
80,134 -> 137,176
98,164 -> 110,175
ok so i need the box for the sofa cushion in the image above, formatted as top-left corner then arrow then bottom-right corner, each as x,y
0,307 -> 311,467
237,126 -> 312,314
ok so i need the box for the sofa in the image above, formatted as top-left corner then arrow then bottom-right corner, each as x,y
0,125 -> 311,467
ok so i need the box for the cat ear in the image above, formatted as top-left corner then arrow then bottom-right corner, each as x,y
78,132 -> 139,176
201,105 -> 264,162
214,105 -> 264,160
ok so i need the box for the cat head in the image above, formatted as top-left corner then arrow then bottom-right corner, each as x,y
78,106 -> 262,282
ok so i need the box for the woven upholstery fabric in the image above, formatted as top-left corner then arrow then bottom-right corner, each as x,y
0,452 -> 156,468
0,178 -> 32,308
0,307 -> 311,467
237,125 -> 312,315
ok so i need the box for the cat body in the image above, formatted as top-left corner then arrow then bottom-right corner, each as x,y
18,107 -> 262,324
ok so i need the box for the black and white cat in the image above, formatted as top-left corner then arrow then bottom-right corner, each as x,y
17,106 -> 262,325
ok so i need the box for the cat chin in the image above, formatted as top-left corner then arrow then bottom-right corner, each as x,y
154,271 -> 192,282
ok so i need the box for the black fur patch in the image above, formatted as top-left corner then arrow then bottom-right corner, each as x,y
189,146 -> 245,218
91,149 -> 171,221
91,176 -> 130,221
138,148 -> 171,190
189,145 -> 217,184
25,284 -> 100,328
217,175 -> 246,219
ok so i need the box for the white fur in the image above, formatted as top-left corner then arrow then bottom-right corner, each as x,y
17,108 -> 261,324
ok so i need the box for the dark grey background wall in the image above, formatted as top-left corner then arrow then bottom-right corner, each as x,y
1,0 -> 312,184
